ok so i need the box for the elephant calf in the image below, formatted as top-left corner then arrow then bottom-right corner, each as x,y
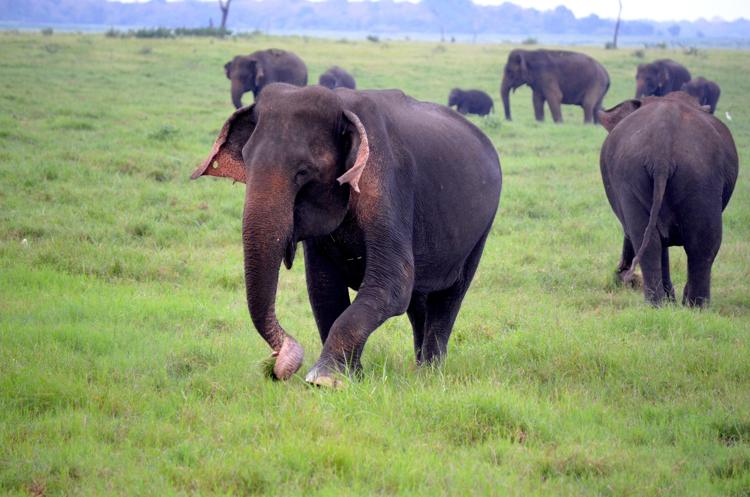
224,48 -> 307,108
318,66 -> 356,90
500,49 -> 609,123
598,92 -> 738,307
681,77 -> 721,114
192,83 -> 502,386
448,88 -> 494,116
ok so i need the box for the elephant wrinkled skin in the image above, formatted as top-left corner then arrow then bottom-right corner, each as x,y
598,92 -> 738,307
192,84 -> 502,386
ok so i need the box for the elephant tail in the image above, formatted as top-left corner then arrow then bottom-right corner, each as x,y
623,167 -> 669,283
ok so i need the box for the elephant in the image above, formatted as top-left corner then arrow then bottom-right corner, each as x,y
634,59 -> 691,98
500,49 -> 610,123
598,91 -> 738,307
318,66 -> 356,90
191,83 -> 502,386
448,88 -> 494,116
224,48 -> 307,109
681,77 -> 721,114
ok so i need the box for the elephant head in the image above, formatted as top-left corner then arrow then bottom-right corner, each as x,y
225,55 -> 267,109
500,50 -> 531,120
191,84 -> 370,380
635,62 -> 670,98
447,88 -> 462,107
681,79 -> 705,103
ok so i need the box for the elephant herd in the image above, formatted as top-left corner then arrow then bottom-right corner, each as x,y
194,46 -> 738,387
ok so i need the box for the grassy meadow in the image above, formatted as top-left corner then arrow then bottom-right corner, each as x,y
0,32 -> 749,496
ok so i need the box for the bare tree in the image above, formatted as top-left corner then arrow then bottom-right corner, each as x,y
219,0 -> 231,33
612,0 -> 622,49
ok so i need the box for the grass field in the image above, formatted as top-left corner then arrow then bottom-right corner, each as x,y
0,32 -> 749,496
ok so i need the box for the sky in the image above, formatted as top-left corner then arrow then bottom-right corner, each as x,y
114,1 -> 750,23
472,0 -> 750,22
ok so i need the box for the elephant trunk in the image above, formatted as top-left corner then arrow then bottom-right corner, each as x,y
635,80 -> 644,99
500,76 -> 513,121
231,79 -> 245,109
242,184 -> 303,380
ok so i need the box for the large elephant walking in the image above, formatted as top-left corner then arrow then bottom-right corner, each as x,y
224,48 -> 307,108
500,49 -> 609,123
598,92 -> 738,307
191,84 -> 502,386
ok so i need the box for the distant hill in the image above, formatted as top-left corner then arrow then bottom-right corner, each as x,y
1,0 -> 748,43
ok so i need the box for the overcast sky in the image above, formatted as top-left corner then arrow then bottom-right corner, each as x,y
116,1 -> 750,22
472,0 -> 749,22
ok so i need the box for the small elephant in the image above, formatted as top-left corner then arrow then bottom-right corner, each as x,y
500,49 -> 610,123
191,84 -> 502,386
448,88 -> 494,116
634,59 -> 691,98
224,48 -> 307,109
681,77 -> 721,114
318,66 -> 356,90
598,92 -> 738,307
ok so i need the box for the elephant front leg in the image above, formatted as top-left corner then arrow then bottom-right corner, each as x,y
303,240 -> 351,345
661,246 -> 675,302
305,246 -> 415,387
407,293 -> 427,361
532,91 -> 545,122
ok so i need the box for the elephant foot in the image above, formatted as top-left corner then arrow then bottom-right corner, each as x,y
304,357 -> 361,389
262,336 -> 304,381
305,363 -> 346,389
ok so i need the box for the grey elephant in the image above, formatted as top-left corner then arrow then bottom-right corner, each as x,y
191,84 -> 502,386
681,77 -> 721,114
500,49 -> 610,123
634,59 -> 691,98
448,88 -> 494,116
598,92 -> 738,307
318,66 -> 356,90
224,48 -> 307,108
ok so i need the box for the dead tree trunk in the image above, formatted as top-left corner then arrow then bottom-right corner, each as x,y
612,0 -> 622,49
219,0 -> 231,34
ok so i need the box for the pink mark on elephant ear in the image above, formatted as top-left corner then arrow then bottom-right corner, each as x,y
336,110 -> 370,193
191,106 -> 255,183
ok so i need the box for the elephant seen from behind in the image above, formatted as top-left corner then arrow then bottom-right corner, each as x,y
224,48 -> 307,108
191,84 -> 502,387
500,49 -> 610,124
598,92 -> 738,308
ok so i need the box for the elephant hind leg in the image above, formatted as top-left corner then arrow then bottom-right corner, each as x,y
407,293 -> 427,361
419,230 -> 490,365
582,92 -> 601,124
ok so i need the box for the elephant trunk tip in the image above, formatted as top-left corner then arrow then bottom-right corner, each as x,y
262,335 -> 304,380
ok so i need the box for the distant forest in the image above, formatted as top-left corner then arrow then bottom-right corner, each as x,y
2,0 -> 749,40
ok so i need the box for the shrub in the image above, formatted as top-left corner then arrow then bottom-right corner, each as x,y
41,27 -> 53,36
366,35 -> 380,43
521,37 -> 538,45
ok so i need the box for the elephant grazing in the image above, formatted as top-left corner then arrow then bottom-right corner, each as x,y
318,66 -> 356,90
634,59 -> 691,98
448,88 -> 494,116
224,48 -> 307,109
500,49 -> 609,124
681,77 -> 721,114
191,84 -> 502,386
598,92 -> 738,307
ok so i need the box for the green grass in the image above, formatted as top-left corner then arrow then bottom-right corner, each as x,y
1,32 -> 749,496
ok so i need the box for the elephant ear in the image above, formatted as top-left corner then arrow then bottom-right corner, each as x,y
336,110 -> 370,194
518,53 -> 530,81
224,61 -> 232,79
598,99 -> 641,133
190,105 -> 256,183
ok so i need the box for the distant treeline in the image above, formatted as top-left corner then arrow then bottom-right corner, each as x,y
1,0 -> 749,39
